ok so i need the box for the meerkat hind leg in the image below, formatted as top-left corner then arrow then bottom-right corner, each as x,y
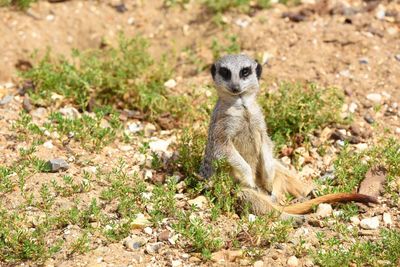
271,161 -> 314,203
239,188 -> 305,225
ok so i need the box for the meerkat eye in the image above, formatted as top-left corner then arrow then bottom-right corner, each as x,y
240,67 -> 252,79
218,67 -> 231,81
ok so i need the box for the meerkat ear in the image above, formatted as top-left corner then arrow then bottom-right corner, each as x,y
255,61 -> 262,80
211,64 -> 216,79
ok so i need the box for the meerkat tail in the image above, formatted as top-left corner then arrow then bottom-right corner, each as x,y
282,193 -> 379,214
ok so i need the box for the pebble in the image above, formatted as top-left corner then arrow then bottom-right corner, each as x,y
164,79 -> 177,89
395,54 -> 400,62
235,18 -> 251,28
359,57 -> 369,64
355,143 -> 368,152
262,52 -> 273,65
43,140 -> 54,149
158,230 -> 170,241
364,114 -> 375,124
253,260 -> 264,267
383,213 -> 392,226
350,216 -> 360,225
131,214 -> 152,229
188,195 -> 208,209
23,97 -> 33,112
248,214 -> 256,222
127,17 -> 135,25
123,235 -> 146,251
47,158 -> 69,172
287,255 -> 299,267
149,139 -> 170,154
145,242 -> 163,254
171,260 -> 182,267
0,95 -> 13,106
143,227 -> 153,235
348,102 -> 358,113
395,128 -> 400,135
59,107 -> 81,119
360,216 -> 380,230
366,93 -> 382,103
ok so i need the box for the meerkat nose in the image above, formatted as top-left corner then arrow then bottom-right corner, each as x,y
231,84 -> 240,93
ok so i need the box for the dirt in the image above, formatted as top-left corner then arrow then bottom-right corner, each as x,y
0,0 -> 400,266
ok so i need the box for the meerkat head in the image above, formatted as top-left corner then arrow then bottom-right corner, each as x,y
211,54 -> 262,96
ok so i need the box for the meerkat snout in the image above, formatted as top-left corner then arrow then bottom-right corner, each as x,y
210,54 -> 262,96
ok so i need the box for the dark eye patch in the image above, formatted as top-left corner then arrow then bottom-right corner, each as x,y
240,66 -> 252,79
218,67 -> 231,81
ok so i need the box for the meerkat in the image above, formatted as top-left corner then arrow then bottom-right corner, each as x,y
200,54 -> 377,219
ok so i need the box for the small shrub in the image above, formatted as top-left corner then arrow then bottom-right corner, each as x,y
260,83 -> 344,149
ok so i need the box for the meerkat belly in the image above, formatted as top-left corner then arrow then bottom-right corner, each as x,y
232,117 -> 262,170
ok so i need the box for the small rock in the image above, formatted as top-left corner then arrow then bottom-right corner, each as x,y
395,54 -> 400,62
171,260 -> 182,267
355,143 -> 368,152
164,79 -> 177,89
149,139 -> 170,154
143,227 -> 153,235
0,95 -> 13,106
127,17 -> 135,25
253,260 -> 264,267
114,3 -> 127,13
59,107 -> 80,119
47,158 -> 69,172
235,18 -> 251,28
158,230 -> 170,241
145,242 -> 163,254
383,213 -> 392,226
360,216 -> 380,230
349,102 -> 358,113
168,234 -> 179,245
43,141 -> 54,149
127,122 -> 142,133
23,97 -> 33,112
287,255 -> 299,267
350,216 -> 360,225
359,57 -> 369,64
364,114 -> 375,124
248,214 -> 256,222
188,195 -> 208,209
375,6 -> 386,20
316,203 -> 333,218
131,214 -> 152,229
366,93 -> 382,103
123,236 -> 146,251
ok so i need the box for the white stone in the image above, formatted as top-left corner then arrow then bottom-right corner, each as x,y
171,260 -> 182,267
383,213 -> 392,226
43,140 -> 53,149
287,255 -> 299,267
360,216 -> 380,230
395,128 -> 400,135
127,17 -> 135,25
46,14 -> 55,21
253,260 -> 264,267
127,122 -> 142,133
316,203 -> 333,218
375,5 -> 386,20
248,214 -> 256,222
355,143 -> 368,152
349,102 -> 358,113
149,139 -> 170,153
164,79 -> 177,89
143,227 -> 153,235
59,106 -> 80,119
144,170 -> 152,180
366,93 -> 382,103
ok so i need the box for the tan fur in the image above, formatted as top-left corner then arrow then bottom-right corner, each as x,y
200,54 -> 377,219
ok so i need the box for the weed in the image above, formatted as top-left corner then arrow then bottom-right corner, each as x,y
21,34 -> 187,122
313,229 -> 400,266
150,178 -> 178,224
260,83 -> 344,150
0,0 -> 36,9
174,211 -> 223,259
318,139 -> 400,196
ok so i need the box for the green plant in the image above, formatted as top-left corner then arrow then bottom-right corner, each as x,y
174,211 -> 223,259
0,0 -> 36,9
211,35 -> 241,60
22,34 -> 187,122
260,83 -> 344,149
